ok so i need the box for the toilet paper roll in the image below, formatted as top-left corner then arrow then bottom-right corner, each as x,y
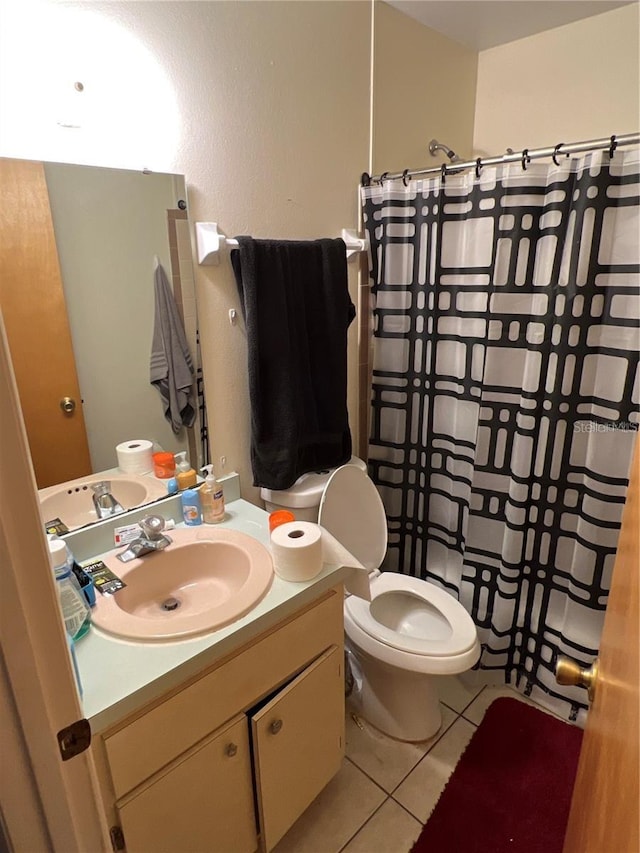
270,521 -> 323,582
116,440 -> 154,475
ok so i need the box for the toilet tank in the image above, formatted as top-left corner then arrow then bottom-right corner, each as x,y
260,456 -> 367,521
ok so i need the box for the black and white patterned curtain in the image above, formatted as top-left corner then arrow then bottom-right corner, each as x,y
361,147 -> 640,722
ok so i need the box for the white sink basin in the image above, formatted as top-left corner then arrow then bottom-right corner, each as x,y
39,473 -> 167,530
91,528 -> 274,641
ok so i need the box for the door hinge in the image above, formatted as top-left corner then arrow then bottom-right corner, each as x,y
110,826 -> 125,851
56,718 -> 91,761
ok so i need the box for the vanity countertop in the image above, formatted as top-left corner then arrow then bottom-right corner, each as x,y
75,498 -> 350,732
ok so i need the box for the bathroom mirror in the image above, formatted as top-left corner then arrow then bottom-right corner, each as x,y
0,158 -> 206,512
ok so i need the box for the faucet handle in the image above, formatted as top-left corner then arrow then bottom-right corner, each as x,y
139,515 -> 166,541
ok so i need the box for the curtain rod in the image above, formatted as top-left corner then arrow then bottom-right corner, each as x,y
363,132 -> 640,185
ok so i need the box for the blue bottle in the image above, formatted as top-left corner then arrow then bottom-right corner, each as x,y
181,488 -> 202,525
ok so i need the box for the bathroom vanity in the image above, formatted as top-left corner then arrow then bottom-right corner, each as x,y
70,492 -> 349,853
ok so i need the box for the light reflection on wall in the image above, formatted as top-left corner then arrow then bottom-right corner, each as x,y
0,1 -> 179,170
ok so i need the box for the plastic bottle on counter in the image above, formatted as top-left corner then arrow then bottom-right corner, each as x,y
181,488 -> 202,526
200,464 -> 225,524
48,539 -> 91,641
175,451 -> 197,489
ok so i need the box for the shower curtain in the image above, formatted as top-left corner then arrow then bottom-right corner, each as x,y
361,146 -> 640,722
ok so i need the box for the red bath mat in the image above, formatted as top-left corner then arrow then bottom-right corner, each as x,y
411,696 -> 583,853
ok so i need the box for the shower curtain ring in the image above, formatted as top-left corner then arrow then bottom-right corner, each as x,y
521,149 -> 531,170
608,135 -> 618,158
475,158 -> 483,178
441,163 -> 447,184
402,168 -> 410,186
379,172 -> 389,185
552,143 -> 565,166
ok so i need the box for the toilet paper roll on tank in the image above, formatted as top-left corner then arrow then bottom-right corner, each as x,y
270,521 -> 371,600
116,440 -> 154,475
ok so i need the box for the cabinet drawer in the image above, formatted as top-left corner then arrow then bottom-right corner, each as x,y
105,588 -> 343,798
252,645 -> 345,851
117,714 -> 256,853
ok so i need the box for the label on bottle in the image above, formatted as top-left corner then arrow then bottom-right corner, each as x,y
183,504 -> 201,523
58,580 -> 89,639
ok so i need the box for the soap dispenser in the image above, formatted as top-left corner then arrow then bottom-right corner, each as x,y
200,464 -> 225,524
174,451 -> 197,490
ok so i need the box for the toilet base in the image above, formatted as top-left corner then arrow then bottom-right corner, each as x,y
346,642 -> 442,742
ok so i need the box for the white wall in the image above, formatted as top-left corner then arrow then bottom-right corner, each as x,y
473,4 -> 640,155
373,1 -> 478,174
0,1 -> 371,504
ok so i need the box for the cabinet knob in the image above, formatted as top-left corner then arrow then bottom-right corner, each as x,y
269,719 -> 283,735
225,743 -> 238,757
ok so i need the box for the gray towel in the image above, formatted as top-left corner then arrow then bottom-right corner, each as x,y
149,263 -> 195,433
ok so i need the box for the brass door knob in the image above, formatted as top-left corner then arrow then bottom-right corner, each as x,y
60,396 -> 76,414
556,656 -> 599,702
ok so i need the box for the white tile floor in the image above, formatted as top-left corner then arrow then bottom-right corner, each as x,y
274,677 -> 550,853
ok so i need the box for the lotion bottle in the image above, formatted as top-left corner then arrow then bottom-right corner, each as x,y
174,451 -> 197,489
200,464 -> 225,524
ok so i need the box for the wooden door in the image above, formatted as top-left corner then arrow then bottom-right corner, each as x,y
0,157 -> 91,488
252,645 -> 344,852
563,437 -> 639,853
117,714 -> 257,853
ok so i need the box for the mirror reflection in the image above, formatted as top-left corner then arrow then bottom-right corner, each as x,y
0,158 -> 207,527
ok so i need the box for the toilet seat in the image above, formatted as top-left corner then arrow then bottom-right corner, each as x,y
318,465 -> 387,572
319,464 -> 480,674
345,573 -> 478,657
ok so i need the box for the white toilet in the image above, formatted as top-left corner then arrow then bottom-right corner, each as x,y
261,459 -> 481,741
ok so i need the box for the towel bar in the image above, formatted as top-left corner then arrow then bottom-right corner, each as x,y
195,222 -> 368,266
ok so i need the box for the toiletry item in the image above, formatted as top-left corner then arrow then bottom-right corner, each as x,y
48,539 -> 91,641
175,451 -> 197,489
167,477 -> 179,495
269,510 -> 295,532
153,451 -> 176,478
116,439 -> 154,474
200,465 -> 225,524
181,488 -> 202,525
71,562 -> 96,607
82,559 -> 127,595
44,517 -> 69,536
66,631 -> 83,697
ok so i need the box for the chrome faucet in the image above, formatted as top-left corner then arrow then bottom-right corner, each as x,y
91,481 -> 125,519
117,515 -> 172,563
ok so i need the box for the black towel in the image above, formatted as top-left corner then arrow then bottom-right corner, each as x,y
231,237 -> 355,490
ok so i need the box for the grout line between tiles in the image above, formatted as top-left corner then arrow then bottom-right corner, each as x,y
386,709 -> 461,796
335,794 -> 390,853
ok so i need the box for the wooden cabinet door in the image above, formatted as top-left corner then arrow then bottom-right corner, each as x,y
252,646 -> 345,852
117,715 -> 257,853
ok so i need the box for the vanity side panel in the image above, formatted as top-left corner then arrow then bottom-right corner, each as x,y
104,588 -> 343,798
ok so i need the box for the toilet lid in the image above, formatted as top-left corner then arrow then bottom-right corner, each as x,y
318,465 -> 387,572
345,573 -> 478,657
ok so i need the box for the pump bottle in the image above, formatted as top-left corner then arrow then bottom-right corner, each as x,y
200,465 -> 225,524
174,451 -> 197,489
